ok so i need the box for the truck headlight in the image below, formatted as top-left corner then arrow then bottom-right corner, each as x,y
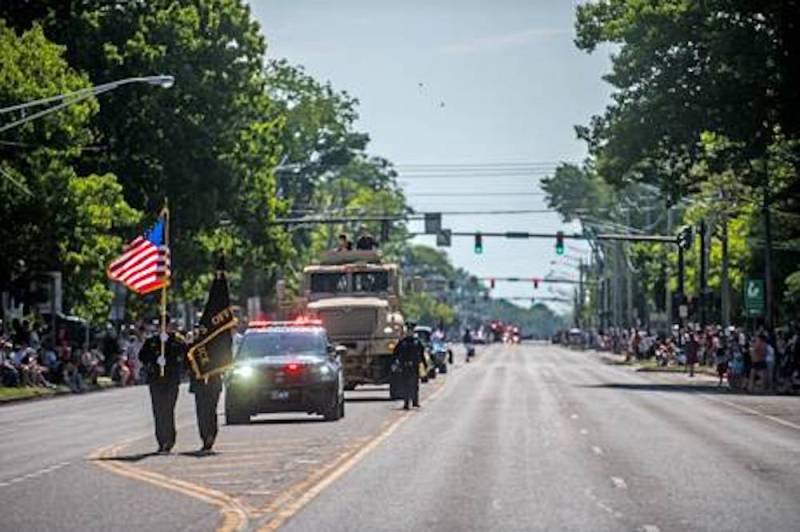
234,365 -> 254,378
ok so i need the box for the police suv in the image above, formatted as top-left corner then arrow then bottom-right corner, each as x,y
224,320 -> 346,424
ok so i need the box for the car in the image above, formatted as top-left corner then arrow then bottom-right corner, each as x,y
429,339 -> 449,374
224,320 -> 346,424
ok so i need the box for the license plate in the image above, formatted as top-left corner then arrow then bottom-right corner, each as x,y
271,390 -> 289,400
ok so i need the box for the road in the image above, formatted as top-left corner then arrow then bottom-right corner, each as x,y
1,343 -> 799,531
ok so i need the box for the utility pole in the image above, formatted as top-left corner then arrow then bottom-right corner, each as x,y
698,219 -> 708,328
720,214 -> 731,328
578,258 -> 585,328
763,180 -> 774,331
677,244 -> 685,347
665,207 -> 673,327
625,244 -> 634,328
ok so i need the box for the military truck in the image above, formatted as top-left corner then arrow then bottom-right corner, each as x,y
299,250 -> 405,397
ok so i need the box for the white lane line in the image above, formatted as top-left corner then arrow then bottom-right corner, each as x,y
0,461 -> 71,488
700,393 -> 800,432
611,476 -> 628,489
579,428 -> 589,435
570,413 -> 579,420
597,501 -> 615,514
639,526 -> 660,532
591,446 -> 604,455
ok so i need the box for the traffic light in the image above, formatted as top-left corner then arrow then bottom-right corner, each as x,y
474,232 -> 483,254
533,278 -> 539,289
677,225 -> 693,250
555,231 -> 565,255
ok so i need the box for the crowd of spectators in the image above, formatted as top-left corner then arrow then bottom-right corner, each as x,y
0,317 -> 175,396
592,324 -> 800,394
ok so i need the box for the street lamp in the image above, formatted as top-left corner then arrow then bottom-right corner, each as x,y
0,75 -> 175,134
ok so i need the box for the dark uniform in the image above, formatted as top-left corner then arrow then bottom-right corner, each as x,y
139,331 -> 186,453
393,333 -> 427,409
355,233 -> 378,250
188,372 -> 222,451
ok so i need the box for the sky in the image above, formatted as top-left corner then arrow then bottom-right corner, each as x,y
250,0 -> 614,313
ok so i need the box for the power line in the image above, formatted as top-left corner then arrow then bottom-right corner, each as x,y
287,208 -> 558,216
395,161 -> 572,168
406,192 -> 546,197
398,172 -> 555,179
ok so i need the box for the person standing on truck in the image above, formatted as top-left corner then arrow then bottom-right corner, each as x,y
355,225 -> 378,250
335,233 -> 353,252
393,322 -> 427,410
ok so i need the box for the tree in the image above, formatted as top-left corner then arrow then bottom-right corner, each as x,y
61,173 -> 142,323
574,1 -> 800,196
2,1 -> 291,300
0,21 -> 140,321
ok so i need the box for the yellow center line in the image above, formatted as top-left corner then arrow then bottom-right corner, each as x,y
256,378 -> 449,531
88,377 -> 449,532
89,442 -> 252,531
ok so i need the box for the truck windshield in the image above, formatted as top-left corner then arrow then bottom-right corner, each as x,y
237,331 -> 328,358
353,271 -> 389,293
310,272 -> 348,293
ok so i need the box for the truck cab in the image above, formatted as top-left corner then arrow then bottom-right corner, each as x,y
300,250 -> 404,392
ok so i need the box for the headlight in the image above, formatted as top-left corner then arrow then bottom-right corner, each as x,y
383,326 -> 394,334
316,364 -> 335,381
233,365 -> 254,378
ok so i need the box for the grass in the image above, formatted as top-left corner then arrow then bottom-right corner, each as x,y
0,386 -> 57,403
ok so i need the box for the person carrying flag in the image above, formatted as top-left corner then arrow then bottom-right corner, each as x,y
139,316 -> 186,454
107,207 -> 179,453
186,255 -> 237,454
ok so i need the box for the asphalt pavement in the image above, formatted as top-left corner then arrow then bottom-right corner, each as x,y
2,343 -> 800,532
282,343 -> 800,532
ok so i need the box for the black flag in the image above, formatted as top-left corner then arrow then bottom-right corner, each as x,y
187,255 -> 237,379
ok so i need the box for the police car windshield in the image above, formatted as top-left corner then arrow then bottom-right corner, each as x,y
238,330 -> 327,358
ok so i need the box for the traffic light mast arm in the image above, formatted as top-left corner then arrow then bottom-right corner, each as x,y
595,234 -> 678,244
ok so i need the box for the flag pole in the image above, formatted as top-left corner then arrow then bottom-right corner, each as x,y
159,198 -> 169,377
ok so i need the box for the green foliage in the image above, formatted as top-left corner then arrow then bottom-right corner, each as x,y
540,164 -> 614,222
61,173 -> 141,323
574,1 -> 800,196
401,292 -> 456,327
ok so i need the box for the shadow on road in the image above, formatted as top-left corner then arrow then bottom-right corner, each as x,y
346,396 -> 394,403
91,451 -> 158,463
577,383 -> 740,395
179,450 -> 218,458
245,417 -> 325,425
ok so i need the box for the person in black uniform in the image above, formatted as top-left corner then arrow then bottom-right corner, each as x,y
355,225 -> 378,250
393,322 -> 427,410
139,317 -> 186,454
188,370 -> 222,454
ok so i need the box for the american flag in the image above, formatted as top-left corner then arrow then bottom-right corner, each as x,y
107,214 -> 171,295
